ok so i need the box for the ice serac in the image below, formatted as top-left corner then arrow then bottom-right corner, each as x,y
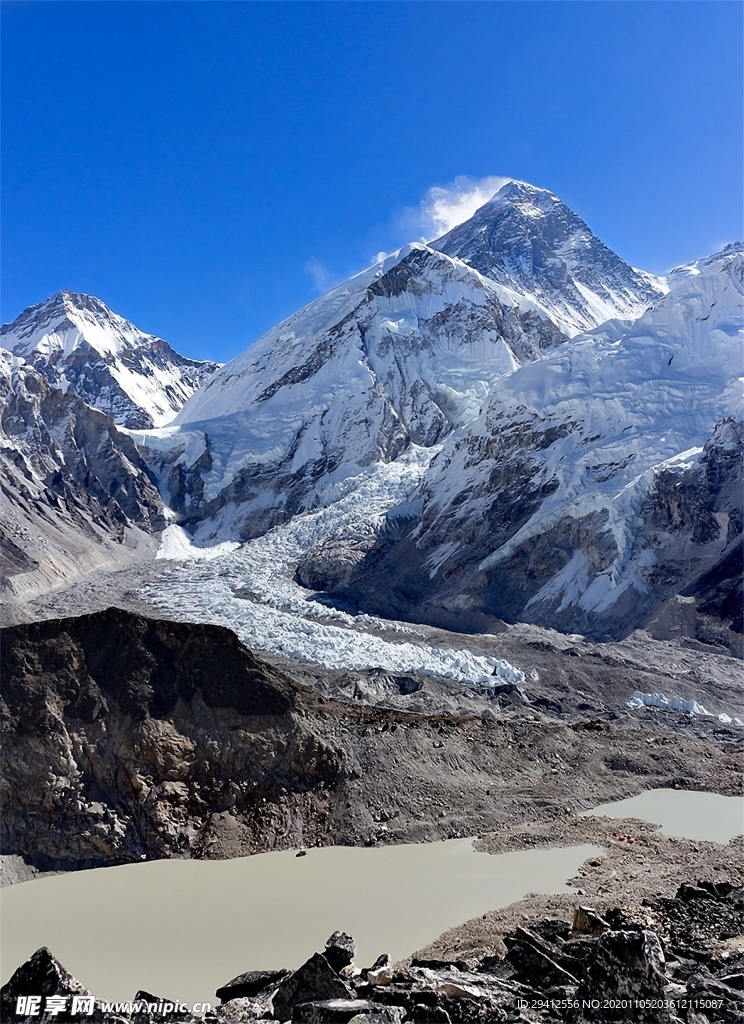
432,180 -> 667,336
2,290 -> 219,429
141,243 -> 566,539
326,246 -> 743,642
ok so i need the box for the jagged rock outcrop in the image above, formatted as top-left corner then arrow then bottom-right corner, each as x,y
0,609 -> 344,870
576,929 -> 667,1021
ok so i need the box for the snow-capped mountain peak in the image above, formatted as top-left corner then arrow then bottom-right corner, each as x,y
138,240 -> 567,539
1,291 -> 219,428
480,179 -> 561,215
432,180 -> 668,336
5,289 -> 144,359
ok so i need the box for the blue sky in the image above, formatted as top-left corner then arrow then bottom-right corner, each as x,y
2,1 -> 742,362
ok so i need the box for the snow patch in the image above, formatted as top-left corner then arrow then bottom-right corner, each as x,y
627,691 -> 743,727
156,524 -> 239,561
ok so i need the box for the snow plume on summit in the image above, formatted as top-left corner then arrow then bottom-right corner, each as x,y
433,181 -> 668,335
398,175 -> 515,242
139,182 -> 688,562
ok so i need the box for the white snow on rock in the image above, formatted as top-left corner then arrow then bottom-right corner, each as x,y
414,244 -> 743,629
627,691 -> 743,727
160,243 -> 560,509
141,449 -> 527,685
134,182 -> 678,552
432,180 -> 668,337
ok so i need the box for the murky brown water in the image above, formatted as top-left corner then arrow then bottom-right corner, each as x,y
581,788 -> 744,844
0,839 -> 600,1005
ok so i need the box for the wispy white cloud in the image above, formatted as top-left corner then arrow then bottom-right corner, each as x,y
397,174 -> 514,243
308,175 -> 516,297
304,258 -> 337,294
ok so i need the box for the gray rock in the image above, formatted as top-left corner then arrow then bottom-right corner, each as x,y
215,970 -> 290,1004
576,929 -> 669,1022
506,938 -> 578,990
270,953 -> 352,1022
0,946 -> 89,1016
130,992 -> 201,1023
369,955 -> 390,971
410,1007 -> 451,1024
572,906 -> 610,937
685,971 -> 744,1020
348,1014 -> 406,1024
1,609 -> 343,872
294,999 -> 402,1022
324,932 -> 357,973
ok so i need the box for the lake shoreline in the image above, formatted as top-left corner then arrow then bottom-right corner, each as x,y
422,802 -> 743,964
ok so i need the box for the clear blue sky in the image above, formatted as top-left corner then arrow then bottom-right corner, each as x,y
2,1 -> 742,362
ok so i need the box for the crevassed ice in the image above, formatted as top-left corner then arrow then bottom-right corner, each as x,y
143,450 -> 526,686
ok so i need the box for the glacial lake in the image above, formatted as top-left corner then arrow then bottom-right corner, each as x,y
581,788 -> 744,844
2,788 -> 740,1006
0,839 -> 600,1006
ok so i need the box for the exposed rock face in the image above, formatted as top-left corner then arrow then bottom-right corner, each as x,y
0,948 -> 90,1020
2,291 -> 218,429
0,609 -> 343,870
324,932 -> 358,973
214,970 -> 291,1004
0,351 -> 166,600
0,291 -> 218,600
271,953 -> 352,1022
576,929 -> 667,1021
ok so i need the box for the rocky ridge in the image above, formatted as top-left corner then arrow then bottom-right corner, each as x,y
0,609 -> 342,870
432,180 -> 666,336
0,352 -> 166,601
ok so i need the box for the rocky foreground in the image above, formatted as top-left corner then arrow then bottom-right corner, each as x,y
2,882 -> 743,1023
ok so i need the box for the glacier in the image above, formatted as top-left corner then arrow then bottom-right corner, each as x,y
143,448 -> 527,685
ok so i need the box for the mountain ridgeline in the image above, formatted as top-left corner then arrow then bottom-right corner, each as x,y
1,181 -> 741,643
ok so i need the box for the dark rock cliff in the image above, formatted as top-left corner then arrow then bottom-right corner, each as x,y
0,609 -> 343,870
